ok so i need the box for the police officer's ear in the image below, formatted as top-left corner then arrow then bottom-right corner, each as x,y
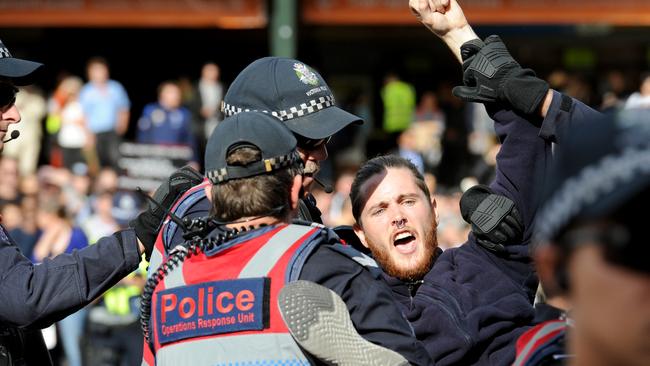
289,174 -> 303,210
353,223 -> 370,249
534,243 -> 568,296
204,185 -> 213,203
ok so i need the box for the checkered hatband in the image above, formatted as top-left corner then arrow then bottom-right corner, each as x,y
206,151 -> 303,185
221,95 -> 336,122
206,167 -> 229,184
0,47 -> 11,59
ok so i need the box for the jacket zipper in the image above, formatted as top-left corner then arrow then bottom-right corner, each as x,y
417,291 -> 473,347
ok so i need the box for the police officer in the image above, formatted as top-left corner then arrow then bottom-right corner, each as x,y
140,111 -> 431,366
0,40 -> 197,365
517,110 -> 650,366
149,57 -> 363,266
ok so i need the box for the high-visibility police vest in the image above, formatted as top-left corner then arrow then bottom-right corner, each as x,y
143,223 -> 324,366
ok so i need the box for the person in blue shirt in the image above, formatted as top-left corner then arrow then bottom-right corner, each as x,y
137,81 -> 198,165
79,57 -> 130,169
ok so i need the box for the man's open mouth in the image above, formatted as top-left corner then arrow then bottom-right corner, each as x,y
393,231 -> 417,254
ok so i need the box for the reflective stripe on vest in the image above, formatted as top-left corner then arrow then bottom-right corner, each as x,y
152,224 -> 318,365
513,320 -> 566,366
239,225 -> 314,278
156,333 -> 310,366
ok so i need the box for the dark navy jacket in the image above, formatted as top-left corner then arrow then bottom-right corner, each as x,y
0,227 -> 141,365
405,92 -> 601,365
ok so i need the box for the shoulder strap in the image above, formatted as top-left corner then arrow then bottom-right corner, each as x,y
514,320 -> 567,366
239,224 -> 316,278
162,181 -> 210,252
330,243 -> 384,279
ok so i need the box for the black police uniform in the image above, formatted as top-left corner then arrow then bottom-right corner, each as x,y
0,226 -> 141,365
0,38 -> 146,366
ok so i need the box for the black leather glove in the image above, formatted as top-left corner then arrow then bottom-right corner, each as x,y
460,185 -> 523,253
453,35 -> 550,115
130,166 -> 204,259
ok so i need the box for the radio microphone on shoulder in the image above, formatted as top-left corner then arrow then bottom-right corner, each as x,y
2,130 -> 19,143
313,176 -> 333,194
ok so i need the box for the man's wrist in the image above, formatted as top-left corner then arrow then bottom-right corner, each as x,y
442,24 -> 479,63
539,89 -> 554,118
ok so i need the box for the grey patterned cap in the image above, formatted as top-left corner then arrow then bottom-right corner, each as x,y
221,57 -> 362,140
204,111 -> 302,184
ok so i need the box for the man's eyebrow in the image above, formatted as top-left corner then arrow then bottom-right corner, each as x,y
398,193 -> 420,201
367,200 -> 388,212
366,193 -> 420,212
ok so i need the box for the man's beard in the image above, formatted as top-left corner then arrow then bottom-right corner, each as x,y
368,223 -> 438,282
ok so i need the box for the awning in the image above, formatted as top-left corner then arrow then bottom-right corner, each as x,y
303,0 -> 650,26
0,0 -> 266,29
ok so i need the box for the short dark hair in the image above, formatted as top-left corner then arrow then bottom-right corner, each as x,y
350,155 -> 431,226
87,56 -> 108,69
211,146 -> 302,222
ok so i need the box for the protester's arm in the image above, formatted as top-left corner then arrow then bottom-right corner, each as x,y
410,0 -> 576,117
539,90 -> 603,142
471,73 -> 602,292
413,0 -> 602,232
502,89 -> 601,213
409,0 -> 478,63
0,229 -> 141,329
299,237 -> 432,366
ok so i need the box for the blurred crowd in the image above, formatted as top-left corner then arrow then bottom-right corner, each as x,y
2,54 -> 650,365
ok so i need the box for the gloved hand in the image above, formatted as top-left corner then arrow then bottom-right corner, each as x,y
453,35 -> 550,115
130,166 -> 204,259
458,37 -> 485,64
459,185 -> 523,253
